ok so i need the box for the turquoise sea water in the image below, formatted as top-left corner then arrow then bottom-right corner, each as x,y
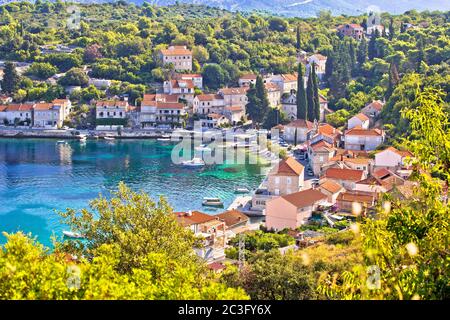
0,138 -> 267,246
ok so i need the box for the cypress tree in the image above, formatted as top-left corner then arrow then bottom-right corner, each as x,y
311,63 -> 320,121
255,75 -> 270,123
324,52 -> 334,83
368,29 -> 379,60
296,25 -> 301,51
296,63 -> 307,120
306,66 -> 315,122
1,62 -> 20,94
357,38 -> 368,66
389,18 -> 395,41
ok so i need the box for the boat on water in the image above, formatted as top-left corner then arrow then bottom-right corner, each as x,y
104,136 -> 115,141
157,134 -> 171,141
78,135 -> 87,142
195,144 -> 212,152
63,230 -> 84,239
202,197 -> 224,207
56,140 -> 67,144
181,157 -> 205,167
234,187 -> 250,194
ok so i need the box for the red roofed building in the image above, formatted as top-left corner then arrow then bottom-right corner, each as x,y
284,119 -> 315,144
1,103 -> 34,126
336,191 -> 377,215
138,94 -> 186,128
323,167 -> 367,190
159,45 -> 192,71
238,73 -> 257,87
348,113 -> 370,130
268,157 -> 305,196
193,93 -> 225,115
338,24 -> 364,40
375,147 -> 414,169
344,128 -> 385,151
266,189 -> 328,230
361,100 -> 384,118
173,73 -> 203,89
163,79 -> 195,104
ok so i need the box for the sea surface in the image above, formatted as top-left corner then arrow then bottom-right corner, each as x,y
0,138 -> 268,246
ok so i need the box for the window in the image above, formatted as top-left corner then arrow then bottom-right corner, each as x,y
274,189 -> 280,196
287,177 -> 292,185
275,177 -> 280,184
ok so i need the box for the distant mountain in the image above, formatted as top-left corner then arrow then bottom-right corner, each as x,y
124,0 -> 450,17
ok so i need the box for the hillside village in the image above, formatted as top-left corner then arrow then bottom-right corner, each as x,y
0,13 -> 421,266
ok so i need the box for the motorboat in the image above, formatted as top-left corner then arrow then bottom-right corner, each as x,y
104,136 -> 115,141
202,197 -> 224,207
56,140 -> 67,144
157,134 -> 171,141
181,157 -> 205,167
234,187 -> 250,194
63,230 -> 84,239
195,144 -> 212,152
78,135 -> 87,142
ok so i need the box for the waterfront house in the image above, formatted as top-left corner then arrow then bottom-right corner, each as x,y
216,209 -> 249,233
318,179 -> 345,204
95,99 -> 129,126
266,189 -> 328,231
348,113 -> 370,130
2,103 -> 34,126
336,191 -> 377,215
268,157 -> 305,196
283,119 -> 315,144
159,45 -> 192,71
33,102 -> 65,128
375,147 -> 413,169
173,73 -> 203,89
344,128 -> 385,151
0,105 -> 6,123
193,94 -> 225,115
156,102 -> 186,128
322,167 -> 366,190
337,24 -> 364,40
200,113 -> 229,128
163,79 -> 195,105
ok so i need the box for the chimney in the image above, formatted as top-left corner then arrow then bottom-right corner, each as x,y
186,210 -> 192,217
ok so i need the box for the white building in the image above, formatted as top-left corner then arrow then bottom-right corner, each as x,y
173,73 -> 203,89
163,79 -> 195,105
193,94 -> 225,115
348,113 -> 370,130
344,128 -> 385,151
33,102 -> 65,128
96,100 -> 129,122
375,147 -> 413,169
139,93 -> 186,128
1,103 -> 34,125
200,113 -> 229,128
283,119 -> 315,144
265,82 -> 281,108
307,54 -> 327,80
159,45 -> 192,71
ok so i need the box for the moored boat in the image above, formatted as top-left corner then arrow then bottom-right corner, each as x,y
63,230 -> 84,239
202,197 -> 224,207
234,187 -> 250,194
181,157 -> 205,167
104,136 -> 115,141
157,134 -> 171,141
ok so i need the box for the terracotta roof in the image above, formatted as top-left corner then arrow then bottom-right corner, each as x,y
337,191 -> 375,204
196,94 -> 222,102
216,210 -> 249,228
310,140 -> 335,152
372,168 -> 393,179
318,123 -> 340,136
366,100 -> 384,111
170,79 -> 194,89
174,211 -> 215,227
324,168 -> 365,181
207,262 -> 226,271
338,24 -> 364,30
224,106 -> 243,112
265,82 -> 280,91
345,128 -> 383,136
277,189 -> 327,209
142,94 -> 179,106
310,53 -> 327,61
286,119 -> 314,130
240,73 -> 257,80
34,103 -> 55,111
344,158 -> 371,165
4,104 -> 34,111
160,46 -> 192,56
280,73 -> 298,82
157,102 -> 184,110
0,105 -> 7,112
380,147 -> 413,158
219,87 -> 249,95
319,180 -> 344,194
96,100 -> 128,108
353,113 -> 369,122
207,113 -> 223,119
270,157 -> 304,176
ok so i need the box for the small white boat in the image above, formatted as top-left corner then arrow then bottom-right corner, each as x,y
157,135 -> 171,141
234,187 -> 250,194
182,157 -> 205,167
56,140 -> 67,144
63,230 -> 84,239
202,197 -> 224,207
78,135 -> 87,142
104,136 -> 115,141
195,144 -> 212,152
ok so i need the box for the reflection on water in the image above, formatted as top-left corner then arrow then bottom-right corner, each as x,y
0,138 -> 267,246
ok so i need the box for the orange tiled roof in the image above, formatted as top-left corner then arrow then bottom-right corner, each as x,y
270,157 -> 304,176
216,210 -> 249,228
34,103 -> 54,111
366,100 -> 384,111
345,128 -> 383,136
353,113 -> 369,122
286,119 -> 314,130
96,100 -> 128,108
170,79 -> 194,89
4,103 -> 34,111
381,146 -> 413,158
278,189 -> 327,209
160,46 -> 192,56
337,191 -> 376,203
240,73 -> 257,80
157,102 -> 184,110
318,123 -> 340,136
196,94 -> 222,102
219,87 -> 249,95
319,179 -> 344,194
324,168 -> 365,181
174,211 -> 215,227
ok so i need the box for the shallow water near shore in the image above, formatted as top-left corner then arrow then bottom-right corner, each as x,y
0,138 -> 267,246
